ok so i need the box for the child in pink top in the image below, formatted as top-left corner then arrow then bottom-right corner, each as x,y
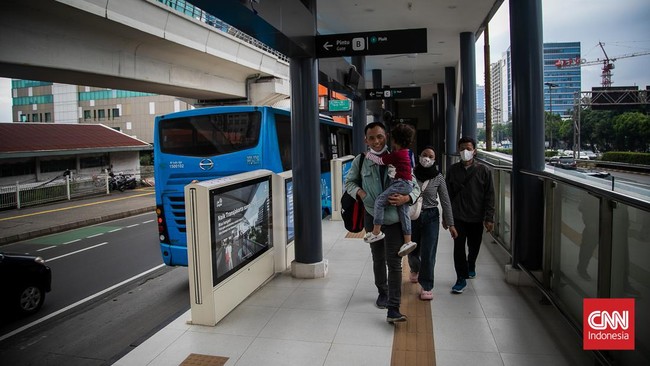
364,123 -> 417,257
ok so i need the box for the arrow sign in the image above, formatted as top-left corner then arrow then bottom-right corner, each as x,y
365,87 -> 421,100
316,28 -> 427,58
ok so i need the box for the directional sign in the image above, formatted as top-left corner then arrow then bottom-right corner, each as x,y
365,87 -> 421,100
328,99 -> 351,112
316,28 -> 427,58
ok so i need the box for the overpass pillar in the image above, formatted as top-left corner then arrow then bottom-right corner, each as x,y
509,0 -> 545,270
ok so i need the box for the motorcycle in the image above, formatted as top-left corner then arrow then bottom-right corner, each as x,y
109,172 -> 138,191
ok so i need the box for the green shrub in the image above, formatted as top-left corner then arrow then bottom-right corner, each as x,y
601,152 -> 650,165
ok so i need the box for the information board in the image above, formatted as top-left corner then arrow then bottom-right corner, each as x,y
209,176 -> 272,285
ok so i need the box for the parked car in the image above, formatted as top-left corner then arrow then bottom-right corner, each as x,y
548,156 -> 577,170
0,252 -> 52,315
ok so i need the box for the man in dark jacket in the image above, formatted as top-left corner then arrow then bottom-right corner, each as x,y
446,136 -> 495,294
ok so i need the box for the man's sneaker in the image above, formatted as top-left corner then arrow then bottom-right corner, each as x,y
398,241 -> 417,257
386,307 -> 407,323
375,293 -> 388,309
451,278 -> 467,294
409,272 -> 419,283
364,231 -> 385,243
420,289 -> 433,301
468,271 -> 476,279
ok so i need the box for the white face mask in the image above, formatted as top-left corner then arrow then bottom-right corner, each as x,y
460,149 -> 474,162
419,156 -> 435,168
369,145 -> 388,155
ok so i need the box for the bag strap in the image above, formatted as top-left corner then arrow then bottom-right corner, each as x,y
413,179 -> 430,204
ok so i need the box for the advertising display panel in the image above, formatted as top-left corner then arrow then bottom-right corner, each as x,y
285,178 -> 294,243
209,176 -> 272,286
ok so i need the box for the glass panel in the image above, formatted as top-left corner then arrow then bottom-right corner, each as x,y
160,112 -> 261,156
552,184 -> 598,325
611,203 -> 649,365
502,170 -> 512,250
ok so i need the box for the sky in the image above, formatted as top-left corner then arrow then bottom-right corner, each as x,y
0,0 -> 649,122
475,0 -> 650,89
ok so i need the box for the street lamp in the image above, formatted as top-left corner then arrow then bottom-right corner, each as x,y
544,82 -> 558,149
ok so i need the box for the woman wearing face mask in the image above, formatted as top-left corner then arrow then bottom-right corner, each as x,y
445,136 -> 495,294
408,146 -> 458,300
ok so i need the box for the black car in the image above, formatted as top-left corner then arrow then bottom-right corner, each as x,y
0,253 -> 52,315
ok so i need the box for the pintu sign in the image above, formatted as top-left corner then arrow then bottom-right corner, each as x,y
315,28 -> 427,58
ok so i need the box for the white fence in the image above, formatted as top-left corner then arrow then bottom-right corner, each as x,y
0,172 -> 111,209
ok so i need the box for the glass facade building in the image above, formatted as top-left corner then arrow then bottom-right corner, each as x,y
543,42 -> 581,118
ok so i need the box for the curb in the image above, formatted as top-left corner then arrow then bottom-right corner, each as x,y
0,206 -> 156,246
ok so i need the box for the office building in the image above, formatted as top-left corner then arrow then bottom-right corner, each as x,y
10,80 -> 193,143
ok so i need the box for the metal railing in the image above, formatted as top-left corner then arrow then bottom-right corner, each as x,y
157,0 -> 289,63
477,150 -> 650,365
0,168 -> 154,210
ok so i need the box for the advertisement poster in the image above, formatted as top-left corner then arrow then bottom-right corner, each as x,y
210,177 -> 272,285
285,179 -> 294,243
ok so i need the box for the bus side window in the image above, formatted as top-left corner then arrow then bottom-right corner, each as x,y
275,114 -> 292,171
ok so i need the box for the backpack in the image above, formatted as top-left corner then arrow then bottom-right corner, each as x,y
341,153 -> 366,233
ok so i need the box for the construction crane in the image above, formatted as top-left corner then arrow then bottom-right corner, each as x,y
555,42 -> 650,87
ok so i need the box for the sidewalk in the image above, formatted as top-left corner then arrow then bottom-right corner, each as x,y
0,187 -> 155,245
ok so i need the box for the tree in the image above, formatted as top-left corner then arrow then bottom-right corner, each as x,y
613,112 -> 650,151
544,112 -> 562,148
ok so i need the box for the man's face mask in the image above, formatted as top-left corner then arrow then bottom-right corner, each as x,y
460,149 -> 474,162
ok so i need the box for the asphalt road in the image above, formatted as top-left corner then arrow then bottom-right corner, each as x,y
0,213 -> 190,365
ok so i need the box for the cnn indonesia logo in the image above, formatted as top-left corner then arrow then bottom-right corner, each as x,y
583,298 -> 635,350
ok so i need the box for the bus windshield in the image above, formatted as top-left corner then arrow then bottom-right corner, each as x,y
159,112 -> 262,157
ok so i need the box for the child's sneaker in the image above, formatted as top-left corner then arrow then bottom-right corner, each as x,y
420,289 -> 433,301
398,241 -> 417,256
363,231 -> 385,243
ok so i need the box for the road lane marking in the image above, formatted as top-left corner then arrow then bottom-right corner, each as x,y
63,239 -> 81,245
108,228 -> 122,233
48,242 -> 108,262
36,246 -> 56,252
126,224 -> 139,228
142,219 -> 155,224
87,233 -> 104,239
0,263 -> 166,343
0,191 -> 154,222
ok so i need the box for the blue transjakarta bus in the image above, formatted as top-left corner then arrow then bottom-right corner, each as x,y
154,105 -> 352,266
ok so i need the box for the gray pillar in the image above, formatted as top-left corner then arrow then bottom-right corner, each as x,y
370,69 -> 383,122
444,67 -> 457,172
509,0 -> 545,270
437,83 -> 446,168
290,56 -> 322,265
460,32 -> 477,140
351,56 -> 366,154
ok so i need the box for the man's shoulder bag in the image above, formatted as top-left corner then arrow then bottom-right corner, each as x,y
341,153 -> 366,233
